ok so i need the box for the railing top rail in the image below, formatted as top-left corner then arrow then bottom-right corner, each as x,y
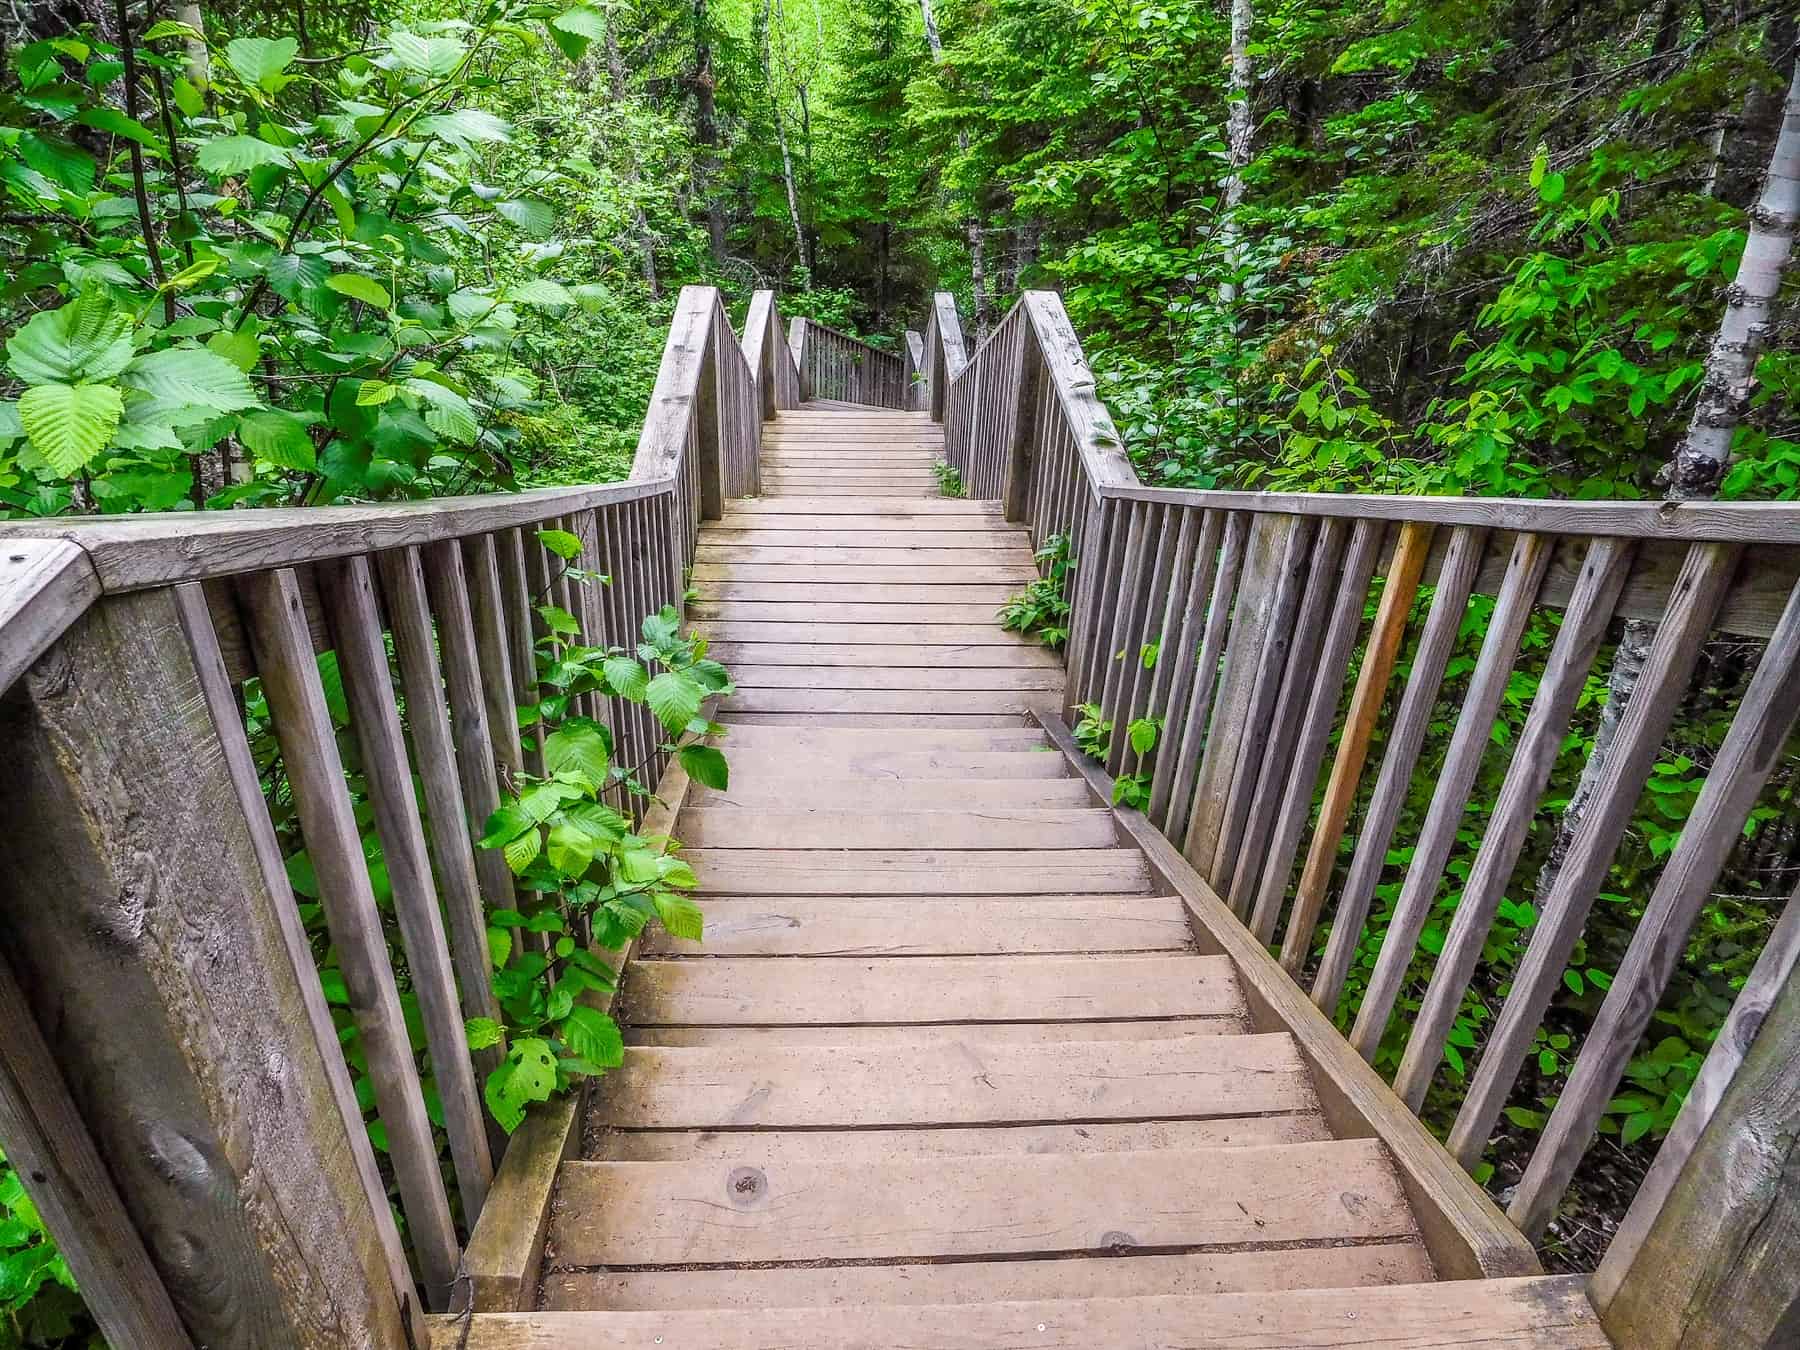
1,539 -> 101,693
1019,291 -> 1136,492
0,477 -> 673,593
789,313 -> 904,361
1102,482 -> 1800,545
633,284 -> 746,480
928,291 -> 969,382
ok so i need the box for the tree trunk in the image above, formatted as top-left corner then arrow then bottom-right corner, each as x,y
1218,0 -> 1254,302
917,0 -> 990,338
764,0 -> 812,281
606,15 -> 660,299
175,0 -> 207,84
1532,54 -> 1800,924
692,0 -> 727,263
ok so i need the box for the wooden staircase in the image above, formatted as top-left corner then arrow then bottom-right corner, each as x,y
444,406 -> 1611,1347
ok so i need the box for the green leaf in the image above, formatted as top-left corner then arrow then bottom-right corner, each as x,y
483,1037 -> 556,1134
416,108 -> 512,149
503,828 -> 542,874
356,379 -> 399,407
225,36 -> 299,91
495,197 -> 555,238
508,277 -> 574,307
74,107 -> 162,147
602,655 -> 649,699
7,290 -> 134,384
237,409 -> 315,470
551,6 -> 610,39
1127,718 -> 1158,754
1502,1106 -> 1546,1131
122,347 -> 259,413
678,744 -> 729,791
266,253 -> 328,301
547,820 -> 596,875
18,132 -> 95,191
559,1004 -> 624,1068
19,382 -> 122,474
325,273 -> 393,308
545,723 -> 609,785
486,927 -> 513,968
646,671 -> 704,733
537,527 -> 583,559
387,30 -> 467,77
463,1016 -> 504,1050
652,891 -> 704,942
196,135 -> 293,175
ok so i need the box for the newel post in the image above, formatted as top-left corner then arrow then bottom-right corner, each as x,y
0,587 -> 416,1348
695,296 -> 726,521
1591,891 -> 1800,1348
787,316 -> 810,401
1001,317 -> 1043,522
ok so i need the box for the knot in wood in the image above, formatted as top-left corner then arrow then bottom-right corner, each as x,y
727,1165 -> 768,1208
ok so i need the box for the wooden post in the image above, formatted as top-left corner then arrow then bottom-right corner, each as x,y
0,588 -> 413,1348
697,316 -> 725,520
1595,908 -> 1800,1348
1001,323 -> 1042,522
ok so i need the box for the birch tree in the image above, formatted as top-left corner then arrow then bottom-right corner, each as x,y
1217,0 -> 1253,303
763,0 -> 812,280
917,0 -> 990,338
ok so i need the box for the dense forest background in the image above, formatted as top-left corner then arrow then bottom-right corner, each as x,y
1,0 -> 1798,1342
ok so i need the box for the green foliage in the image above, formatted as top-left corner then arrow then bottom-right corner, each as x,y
930,459 -> 964,497
997,532 -> 1073,646
0,1156 -> 92,1349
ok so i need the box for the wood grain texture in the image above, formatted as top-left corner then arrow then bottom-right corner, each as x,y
549,1138 -> 1415,1265
624,953 -> 1241,1025
0,588 -> 412,1346
677,807 -> 1116,848
458,1098 -> 578,1315
0,538 -> 100,694
685,847 -> 1152,894
443,1277 -> 1608,1349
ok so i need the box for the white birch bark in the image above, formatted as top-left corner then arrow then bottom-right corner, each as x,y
1218,0 -> 1253,303
767,0 -> 813,281
918,0 -> 990,337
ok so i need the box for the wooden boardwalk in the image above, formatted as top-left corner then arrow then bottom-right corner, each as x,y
479,407 -> 1610,1346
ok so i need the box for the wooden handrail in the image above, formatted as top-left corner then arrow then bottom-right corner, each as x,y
0,540 -> 100,693
934,281 -> 1800,1343
787,313 -> 909,408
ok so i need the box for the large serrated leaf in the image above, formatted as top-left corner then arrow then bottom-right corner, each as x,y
495,197 -> 555,238
387,30 -> 467,77
677,744 -> 729,791
19,381 -> 122,474
646,671 -> 704,732
7,290 -> 134,384
225,36 -> 299,91
238,408 -> 316,470
122,346 -> 259,413
559,1005 -> 624,1069
601,656 -> 648,700
325,273 -> 393,308
196,135 -> 293,175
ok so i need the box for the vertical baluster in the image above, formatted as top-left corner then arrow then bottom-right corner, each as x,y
1278,521 -> 1434,974
1205,517 -> 1319,895
1120,503 -> 1189,784
238,567 -> 460,1307
1098,501 -> 1156,774
1446,540 -> 1740,1170
497,528 -> 543,775
1311,525 -> 1489,1015
424,539 -> 517,921
1063,491 -> 1121,717
323,556 -> 494,1222
1144,509 -> 1221,831
1351,532 -> 1552,1059
464,532 -> 523,780
1505,568 -> 1800,1239
1394,536 -> 1634,1109
1225,517 -> 1350,914
1159,512 -> 1248,841
1243,519 -> 1383,942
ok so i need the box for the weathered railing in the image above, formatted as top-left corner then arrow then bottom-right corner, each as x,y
0,284 -> 796,1348
927,287 -> 1800,1345
786,314 -> 909,407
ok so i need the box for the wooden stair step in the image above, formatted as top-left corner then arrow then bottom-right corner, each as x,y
719,711 -> 1033,727
591,1113 -> 1332,1163
686,847 -> 1152,893
693,563 -> 1039,583
722,660 -> 1058,685
622,952 -> 1235,1024
625,1019 -> 1248,1047
703,530 -> 1027,548
715,723 -> 1047,749
438,1276 -> 1609,1349
695,546 -> 1037,566
709,642 -> 1061,668
689,777 -> 1092,809
723,497 -> 981,512
696,621 -> 1041,645
677,808 -> 1117,849
722,690 -> 1042,717
641,894 -> 1186,954
694,601 -> 1012,623
710,749 -> 1070,780
591,1034 -> 1314,1130
545,1139 -> 1414,1265
701,583 -> 1024,603
540,1242 -> 1430,1312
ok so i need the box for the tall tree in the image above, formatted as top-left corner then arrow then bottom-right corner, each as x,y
917,0 -> 989,338
1218,0 -> 1253,303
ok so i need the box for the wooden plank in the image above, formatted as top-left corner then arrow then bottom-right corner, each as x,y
708,641 -> 1063,668
724,498 -> 983,514
639,895 -> 1191,955
694,563 -> 1038,583
678,808 -> 1117,849
543,1242 -> 1426,1311
1036,710 -> 1541,1280
595,1034 -> 1312,1129
627,953 -> 1239,1024
724,662 -> 1059,687
696,546 -> 1036,567
693,600 -> 1013,623
1310,525 -> 1488,1015
1241,519 -> 1383,941
1446,541 -> 1742,1170
1142,510 -> 1221,829
714,514 -> 1007,532
627,1019 -> 1248,1047
686,848 -> 1152,894
1349,533 -> 1552,1060
0,587 -> 413,1347
591,1114 -> 1330,1163
549,1138 -> 1412,1265
1392,538 -> 1634,1111
721,688 -> 1043,715
0,538 -> 100,694
715,724 -> 1045,748
458,1099 -> 577,1315
0,945 -> 195,1348
1506,571 -> 1800,1240
238,568 -> 460,1307
694,621 -> 1037,645
442,1277 -> 1609,1349
717,710 -> 1033,728
691,777 -> 1093,810
1159,512 -> 1246,836
1278,521 -> 1433,974
1592,878 -> 1800,1341
703,579 -> 1020,601
323,557 -> 493,1219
